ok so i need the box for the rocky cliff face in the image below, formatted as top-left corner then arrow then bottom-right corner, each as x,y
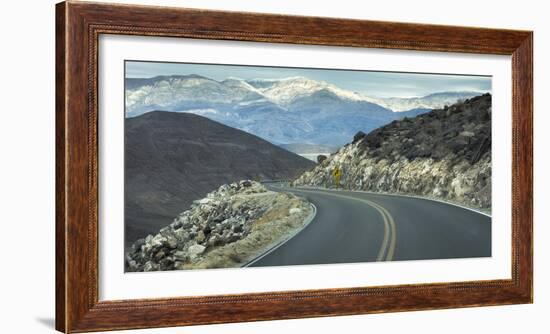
126,180 -> 313,271
294,94 -> 492,210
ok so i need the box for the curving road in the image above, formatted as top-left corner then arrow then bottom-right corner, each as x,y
248,185 -> 491,267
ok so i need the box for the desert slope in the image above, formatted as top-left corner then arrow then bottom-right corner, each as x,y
125,112 -> 315,247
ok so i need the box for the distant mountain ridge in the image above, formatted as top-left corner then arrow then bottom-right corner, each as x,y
125,111 -> 315,248
366,91 -> 485,112
125,74 -> 485,146
280,143 -> 338,155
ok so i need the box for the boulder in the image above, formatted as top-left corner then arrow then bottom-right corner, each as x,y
352,131 -> 367,144
289,208 -> 302,215
188,244 -> 206,260
196,230 -> 206,243
240,180 -> 252,188
173,250 -> 188,262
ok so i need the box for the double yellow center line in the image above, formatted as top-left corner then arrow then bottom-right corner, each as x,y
363,198 -> 397,261
295,188 -> 397,261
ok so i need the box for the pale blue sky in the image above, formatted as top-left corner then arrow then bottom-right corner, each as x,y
126,61 -> 491,98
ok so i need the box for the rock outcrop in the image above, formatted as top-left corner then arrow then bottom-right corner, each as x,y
293,94 -> 492,210
126,180 -> 313,271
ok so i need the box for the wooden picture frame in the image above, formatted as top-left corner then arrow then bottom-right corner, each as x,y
56,1 -> 533,332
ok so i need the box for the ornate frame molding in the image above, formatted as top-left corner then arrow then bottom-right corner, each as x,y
56,1 -> 532,332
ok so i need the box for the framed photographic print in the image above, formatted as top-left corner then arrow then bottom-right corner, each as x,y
56,1 -> 533,332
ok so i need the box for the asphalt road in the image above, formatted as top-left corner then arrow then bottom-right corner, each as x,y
248,185 -> 491,267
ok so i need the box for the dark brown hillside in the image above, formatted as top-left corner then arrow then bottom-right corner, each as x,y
125,112 -> 315,248
354,93 -> 491,164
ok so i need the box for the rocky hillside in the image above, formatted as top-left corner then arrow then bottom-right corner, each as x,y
125,112 -> 314,249
126,180 -> 313,271
294,94 -> 492,210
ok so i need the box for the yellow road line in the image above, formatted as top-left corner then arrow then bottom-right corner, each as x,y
363,199 -> 397,261
294,188 -> 397,262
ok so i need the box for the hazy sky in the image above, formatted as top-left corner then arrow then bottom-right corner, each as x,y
126,61 -> 491,98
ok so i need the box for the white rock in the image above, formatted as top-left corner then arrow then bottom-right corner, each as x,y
188,244 -> 206,259
198,198 -> 211,204
459,131 -> 475,137
143,262 -> 155,271
196,230 -> 206,243
173,251 -> 188,261
289,208 -> 302,215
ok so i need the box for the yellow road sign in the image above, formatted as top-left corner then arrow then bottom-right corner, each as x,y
332,167 -> 342,188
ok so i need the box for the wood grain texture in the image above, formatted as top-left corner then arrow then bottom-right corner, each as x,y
55,2 -> 67,332
55,1 -> 533,332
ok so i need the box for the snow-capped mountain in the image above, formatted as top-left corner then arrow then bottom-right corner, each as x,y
125,74 -> 486,147
246,76 -> 364,105
125,75 -> 264,117
125,75 -> 365,116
